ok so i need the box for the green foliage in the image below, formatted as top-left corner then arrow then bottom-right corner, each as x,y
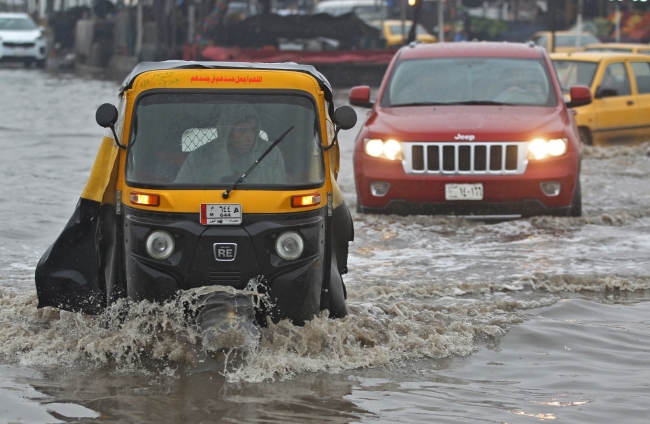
593,18 -> 613,39
470,17 -> 509,39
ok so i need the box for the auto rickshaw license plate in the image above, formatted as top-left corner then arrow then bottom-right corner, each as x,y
200,204 -> 242,225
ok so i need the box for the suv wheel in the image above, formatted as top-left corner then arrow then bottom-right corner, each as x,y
578,128 -> 592,146
570,179 -> 582,217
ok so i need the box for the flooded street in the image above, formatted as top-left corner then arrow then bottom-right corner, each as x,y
1,67 -> 650,423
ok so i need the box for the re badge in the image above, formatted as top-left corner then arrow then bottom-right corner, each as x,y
213,243 -> 237,261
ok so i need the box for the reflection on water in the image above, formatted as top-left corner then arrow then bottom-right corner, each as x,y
0,68 -> 649,422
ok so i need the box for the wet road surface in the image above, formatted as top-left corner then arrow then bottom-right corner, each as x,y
0,67 -> 649,423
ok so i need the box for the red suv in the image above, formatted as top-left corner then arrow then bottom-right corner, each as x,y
350,42 -> 591,218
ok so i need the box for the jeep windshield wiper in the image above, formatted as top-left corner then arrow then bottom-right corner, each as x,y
443,100 -> 515,106
222,126 -> 294,199
392,101 -> 450,107
392,100 -> 514,107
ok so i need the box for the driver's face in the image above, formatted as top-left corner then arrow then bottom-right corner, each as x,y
229,117 -> 257,155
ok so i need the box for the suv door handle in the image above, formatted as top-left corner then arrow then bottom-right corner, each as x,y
627,100 -> 635,106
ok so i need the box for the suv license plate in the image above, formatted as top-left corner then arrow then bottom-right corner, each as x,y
445,184 -> 483,201
201,203 -> 242,225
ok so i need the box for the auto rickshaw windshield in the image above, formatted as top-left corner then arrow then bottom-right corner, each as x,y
126,93 -> 325,188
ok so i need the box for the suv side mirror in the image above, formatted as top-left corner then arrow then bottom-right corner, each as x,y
349,85 -> 373,108
595,86 -> 618,99
566,85 -> 592,108
334,105 -> 357,130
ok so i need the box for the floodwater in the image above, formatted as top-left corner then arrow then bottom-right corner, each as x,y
1,67 -> 649,423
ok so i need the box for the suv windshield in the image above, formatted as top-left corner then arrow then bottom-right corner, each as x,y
382,58 -> 558,107
0,17 -> 38,30
552,60 -> 598,90
126,93 -> 324,189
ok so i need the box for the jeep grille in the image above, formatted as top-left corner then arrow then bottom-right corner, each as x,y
403,142 -> 528,175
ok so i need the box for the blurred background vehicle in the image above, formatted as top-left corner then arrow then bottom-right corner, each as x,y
225,1 -> 259,20
370,19 -> 437,47
552,51 -> 650,146
313,0 -> 388,23
0,12 -> 47,67
580,42 -> 650,55
528,31 -> 601,53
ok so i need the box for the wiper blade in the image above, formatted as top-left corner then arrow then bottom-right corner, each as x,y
392,100 -> 515,107
392,101 -> 450,107
443,100 -> 515,106
222,126 -> 294,199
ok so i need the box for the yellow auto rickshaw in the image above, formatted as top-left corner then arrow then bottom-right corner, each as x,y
35,62 -> 357,331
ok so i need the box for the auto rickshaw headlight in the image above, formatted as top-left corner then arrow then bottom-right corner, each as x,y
275,231 -> 304,261
146,230 -> 175,260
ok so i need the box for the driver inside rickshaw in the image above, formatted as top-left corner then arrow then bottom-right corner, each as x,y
174,105 -> 287,184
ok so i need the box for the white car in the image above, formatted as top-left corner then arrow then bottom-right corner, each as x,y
0,13 -> 47,67
313,0 -> 388,22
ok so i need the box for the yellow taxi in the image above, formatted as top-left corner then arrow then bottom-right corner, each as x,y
372,20 -> 437,48
580,43 -> 650,55
528,31 -> 600,53
551,52 -> 650,145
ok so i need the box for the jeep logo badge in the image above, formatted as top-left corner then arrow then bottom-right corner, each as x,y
454,133 -> 476,141
213,243 -> 237,261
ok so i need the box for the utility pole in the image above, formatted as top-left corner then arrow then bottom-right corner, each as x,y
401,0 -> 406,42
135,0 -> 143,58
171,0 -> 177,58
575,0 -> 583,50
407,0 -> 423,43
549,0 -> 556,52
438,0 -> 444,43
615,1 -> 621,43
188,0 -> 196,45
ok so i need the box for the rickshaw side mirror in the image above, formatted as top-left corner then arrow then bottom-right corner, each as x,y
96,103 -> 118,128
325,106 -> 357,151
95,103 -> 126,149
334,106 -> 357,130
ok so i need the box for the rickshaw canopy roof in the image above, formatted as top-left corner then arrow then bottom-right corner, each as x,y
120,61 -> 334,101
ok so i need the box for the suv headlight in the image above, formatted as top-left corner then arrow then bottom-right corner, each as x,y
364,138 -> 403,160
146,230 -> 175,260
528,138 -> 567,160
